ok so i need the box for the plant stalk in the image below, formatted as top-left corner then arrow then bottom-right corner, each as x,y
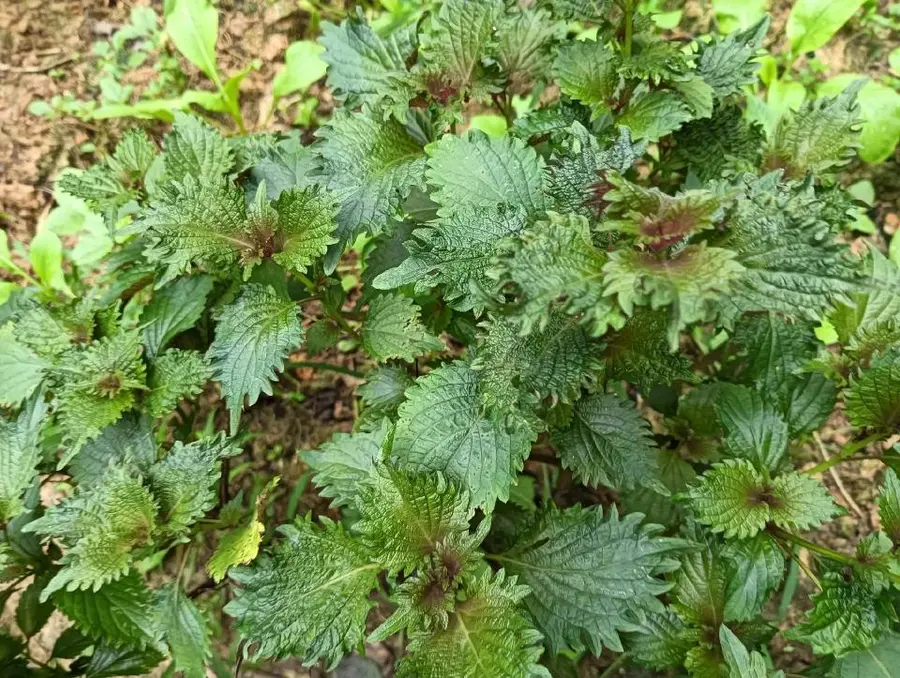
623,0 -> 634,57
802,433 -> 883,476
285,361 -> 365,379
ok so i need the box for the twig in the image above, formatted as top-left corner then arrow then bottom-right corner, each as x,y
188,578 -> 223,599
813,433 -> 864,518
0,55 -> 77,74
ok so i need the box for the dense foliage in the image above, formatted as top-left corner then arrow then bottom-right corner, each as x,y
2,0 -> 900,676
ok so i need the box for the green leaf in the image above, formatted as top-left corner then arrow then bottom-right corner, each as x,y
319,11 -> 416,111
495,506 -> 686,654
396,569 -> 550,678
149,435 -> 238,538
552,393 -> 662,492
162,113 -> 233,181
271,186 -> 338,274
497,212 -> 621,337
697,17 -> 769,99
155,584 -> 210,678
670,537 -> 728,627
166,0 -> 220,83
245,136 -> 315,201
417,0 -> 503,92
373,204 -> 527,313
358,367 -> 412,416
146,349 -> 210,419
601,173 -> 724,243
819,75 -> 900,164
55,331 -> 148,452
830,633 -> 900,677
84,642 -> 164,677
425,131 -> 547,216
207,283 -> 303,433
878,469 -> 900,544
316,108 -> 426,269
686,460 -> 839,539
390,362 -> 535,509
554,40 -> 619,116
54,572 -> 163,649
618,90 -> 693,142
787,573 -> 894,657
140,275 -> 214,359
143,177 -> 248,283
623,608 -> 696,670
722,535 -> 785,622
304,419 -> 391,508
765,81 -> 863,177
673,104 -> 764,183
226,518 -> 379,666
604,243 -> 744,349
361,293 -> 445,362
68,414 -> 157,487
786,0 -> 865,55
25,465 -> 157,598
720,625 -> 771,678
355,465 -> 475,573
713,0 -> 768,34
473,313 -> 597,412
495,9 -> 561,92
30,228 -> 72,295
846,348 -> 900,432
0,395 -> 46,522
725,176 -> 863,317
16,572 -> 55,637
274,40 -> 327,98
714,385 -> 789,472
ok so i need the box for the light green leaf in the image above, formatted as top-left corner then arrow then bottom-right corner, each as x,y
274,41 -> 327,98
166,0 -> 220,83
553,40 -> 619,116
686,460 -> 838,539
396,569 -> 550,678
617,90 -> 692,142
355,465 -> 475,573
149,435 -> 238,538
0,325 -> 50,407
712,0 -> 768,34
425,131 -> 547,216
714,385 -> 789,472
819,75 -> 900,164
304,419 -> 392,508
30,228 -> 72,295
786,0 -> 864,55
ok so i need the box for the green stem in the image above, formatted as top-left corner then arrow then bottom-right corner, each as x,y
770,527 -> 857,567
284,361 -> 365,379
293,272 -> 317,293
598,653 -> 629,678
623,0 -> 634,57
803,433 -> 883,475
